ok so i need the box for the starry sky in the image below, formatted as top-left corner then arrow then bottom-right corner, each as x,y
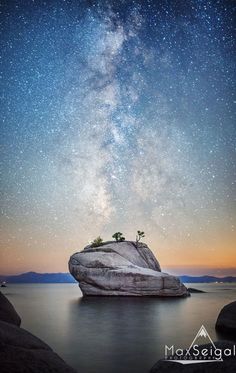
0,0 -> 235,276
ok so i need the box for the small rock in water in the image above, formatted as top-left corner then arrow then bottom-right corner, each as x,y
187,287 -> 206,293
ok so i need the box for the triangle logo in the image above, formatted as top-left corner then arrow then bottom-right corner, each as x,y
165,324 -> 224,364
188,325 -> 216,350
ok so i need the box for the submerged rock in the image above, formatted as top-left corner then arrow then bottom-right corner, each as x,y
187,288 -> 206,293
216,301 -> 236,337
69,241 -> 188,297
0,292 -> 21,326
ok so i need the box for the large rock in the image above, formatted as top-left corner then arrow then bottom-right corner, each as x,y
0,294 -> 76,372
0,320 -> 76,373
0,291 -> 21,326
69,241 -> 188,296
150,341 -> 236,373
216,301 -> 236,337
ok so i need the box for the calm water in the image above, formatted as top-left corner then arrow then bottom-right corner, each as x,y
2,283 -> 236,373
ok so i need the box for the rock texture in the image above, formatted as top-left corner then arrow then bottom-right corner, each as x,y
0,293 -> 76,373
0,292 -> 21,326
69,241 -> 188,297
150,341 -> 236,373
216,301 -> 236,337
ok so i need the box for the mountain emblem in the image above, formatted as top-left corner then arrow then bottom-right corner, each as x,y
165,325 -> 223,364
188,325 -> 216,350
181,325 -> 222,363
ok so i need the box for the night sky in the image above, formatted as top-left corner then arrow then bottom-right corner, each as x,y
0,0 -> 235,275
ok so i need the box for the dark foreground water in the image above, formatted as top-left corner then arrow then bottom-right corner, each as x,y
2,283 -> 236,373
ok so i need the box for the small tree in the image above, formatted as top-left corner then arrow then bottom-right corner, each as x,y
136,230 -> 145,244
91,236 -> 103,247
112,232 -> 125,242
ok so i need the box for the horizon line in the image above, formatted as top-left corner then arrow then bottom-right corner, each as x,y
1,270 -> 236,278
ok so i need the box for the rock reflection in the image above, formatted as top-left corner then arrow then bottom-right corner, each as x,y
68,296 -> 187,373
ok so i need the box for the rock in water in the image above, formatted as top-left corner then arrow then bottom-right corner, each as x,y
187,287 -> 206,293
0,320 -> 76,373
216,301 -> 236,337
69,241 -> 188,297
0,292 -> 21,326
0,294 -> 76,373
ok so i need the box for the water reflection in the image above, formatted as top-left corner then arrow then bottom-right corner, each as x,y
68,296 -> 188,373
2,284 -> 236,373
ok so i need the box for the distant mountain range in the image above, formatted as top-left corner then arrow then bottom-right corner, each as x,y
0,272 -> 236,284
180,275 -> 236,283
0,272 -> 76,283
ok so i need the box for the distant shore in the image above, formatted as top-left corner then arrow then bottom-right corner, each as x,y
1,271 -> 236,284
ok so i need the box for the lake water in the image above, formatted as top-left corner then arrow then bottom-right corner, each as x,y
2,283 -> 236,373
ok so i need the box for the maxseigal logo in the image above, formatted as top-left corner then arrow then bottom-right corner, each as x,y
164,325 -> 236,364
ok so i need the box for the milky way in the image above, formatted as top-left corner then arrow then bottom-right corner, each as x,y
0,0 -> 235,274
